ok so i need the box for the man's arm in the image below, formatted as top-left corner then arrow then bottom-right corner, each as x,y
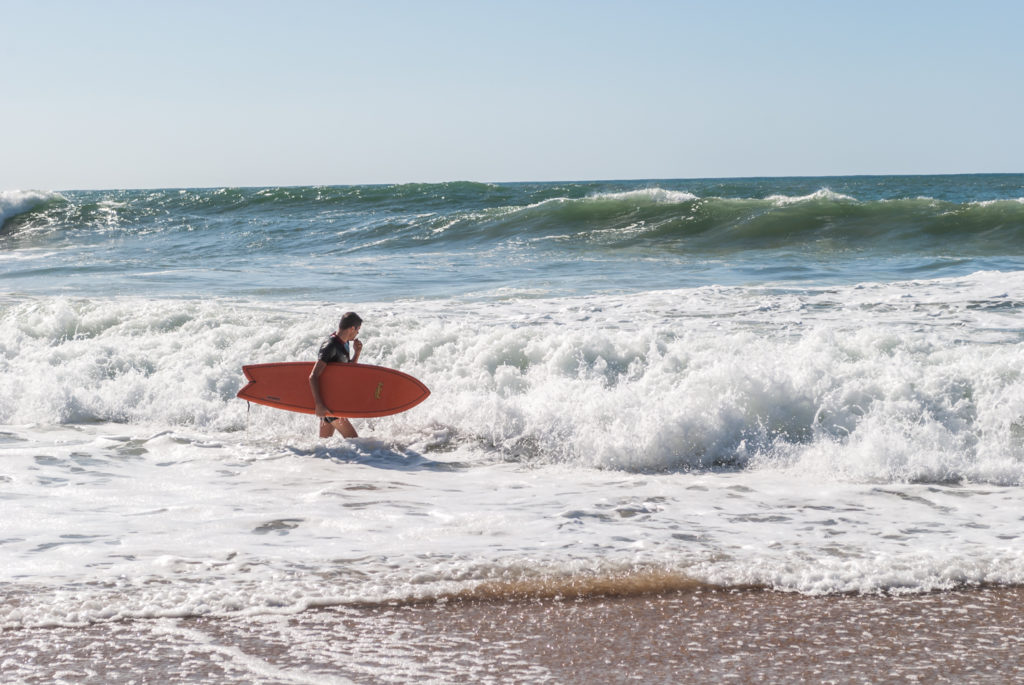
309,360 -> 329,417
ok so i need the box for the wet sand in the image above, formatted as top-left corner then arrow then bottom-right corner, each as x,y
3,586 -> 1023,683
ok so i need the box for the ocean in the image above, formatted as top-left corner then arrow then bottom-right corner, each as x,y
2,175 -> 1024,682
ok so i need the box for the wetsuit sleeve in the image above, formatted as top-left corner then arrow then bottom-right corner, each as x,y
317,339 -> 336,363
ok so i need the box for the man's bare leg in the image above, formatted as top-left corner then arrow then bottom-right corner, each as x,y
334,417 -> 358,438
319,417 -> 358,439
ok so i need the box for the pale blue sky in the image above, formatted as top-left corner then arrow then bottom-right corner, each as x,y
4,0 -> 1022,190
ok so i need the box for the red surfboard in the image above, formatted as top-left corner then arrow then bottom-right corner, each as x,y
236,362 -> 430,418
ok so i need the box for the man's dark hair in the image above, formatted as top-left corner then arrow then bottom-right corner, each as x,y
339,312 -> 363,331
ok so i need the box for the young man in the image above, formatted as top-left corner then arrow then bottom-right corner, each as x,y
309,312 -> 363,438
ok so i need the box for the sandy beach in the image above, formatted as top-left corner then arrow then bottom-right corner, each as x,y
4,586 -> 1023,683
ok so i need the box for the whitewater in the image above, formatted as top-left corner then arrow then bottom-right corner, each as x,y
2,177 -> 1024,680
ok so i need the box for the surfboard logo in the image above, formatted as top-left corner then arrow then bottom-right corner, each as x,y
374,382 -> 384,400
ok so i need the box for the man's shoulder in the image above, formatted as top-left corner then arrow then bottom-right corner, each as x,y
318,335 -> 348,361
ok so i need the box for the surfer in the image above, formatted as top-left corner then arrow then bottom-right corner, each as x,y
310,312 -> 363,438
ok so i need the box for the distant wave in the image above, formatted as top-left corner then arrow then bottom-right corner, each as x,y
4,182 -> 1024,260
0,190 -> 61,229
418,188 -> 1024,255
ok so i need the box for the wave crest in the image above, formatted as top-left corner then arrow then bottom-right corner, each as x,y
0,190 -> 61,229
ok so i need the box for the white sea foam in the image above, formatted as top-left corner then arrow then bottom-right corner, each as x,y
508,187 -> 700,219
2,273 -> 1023,480
970,197 -> 1024,207
766,188 -> 858,206
585,188 -> 700,204
2,272 -> 1024,627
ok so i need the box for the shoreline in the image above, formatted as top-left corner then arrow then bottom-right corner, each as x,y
4,585 -> 1023,683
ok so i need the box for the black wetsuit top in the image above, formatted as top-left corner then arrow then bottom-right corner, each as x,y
318,334 -> 351,364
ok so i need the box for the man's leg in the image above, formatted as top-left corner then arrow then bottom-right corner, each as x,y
334,417 -> 358,438
320,417 -> 357,439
